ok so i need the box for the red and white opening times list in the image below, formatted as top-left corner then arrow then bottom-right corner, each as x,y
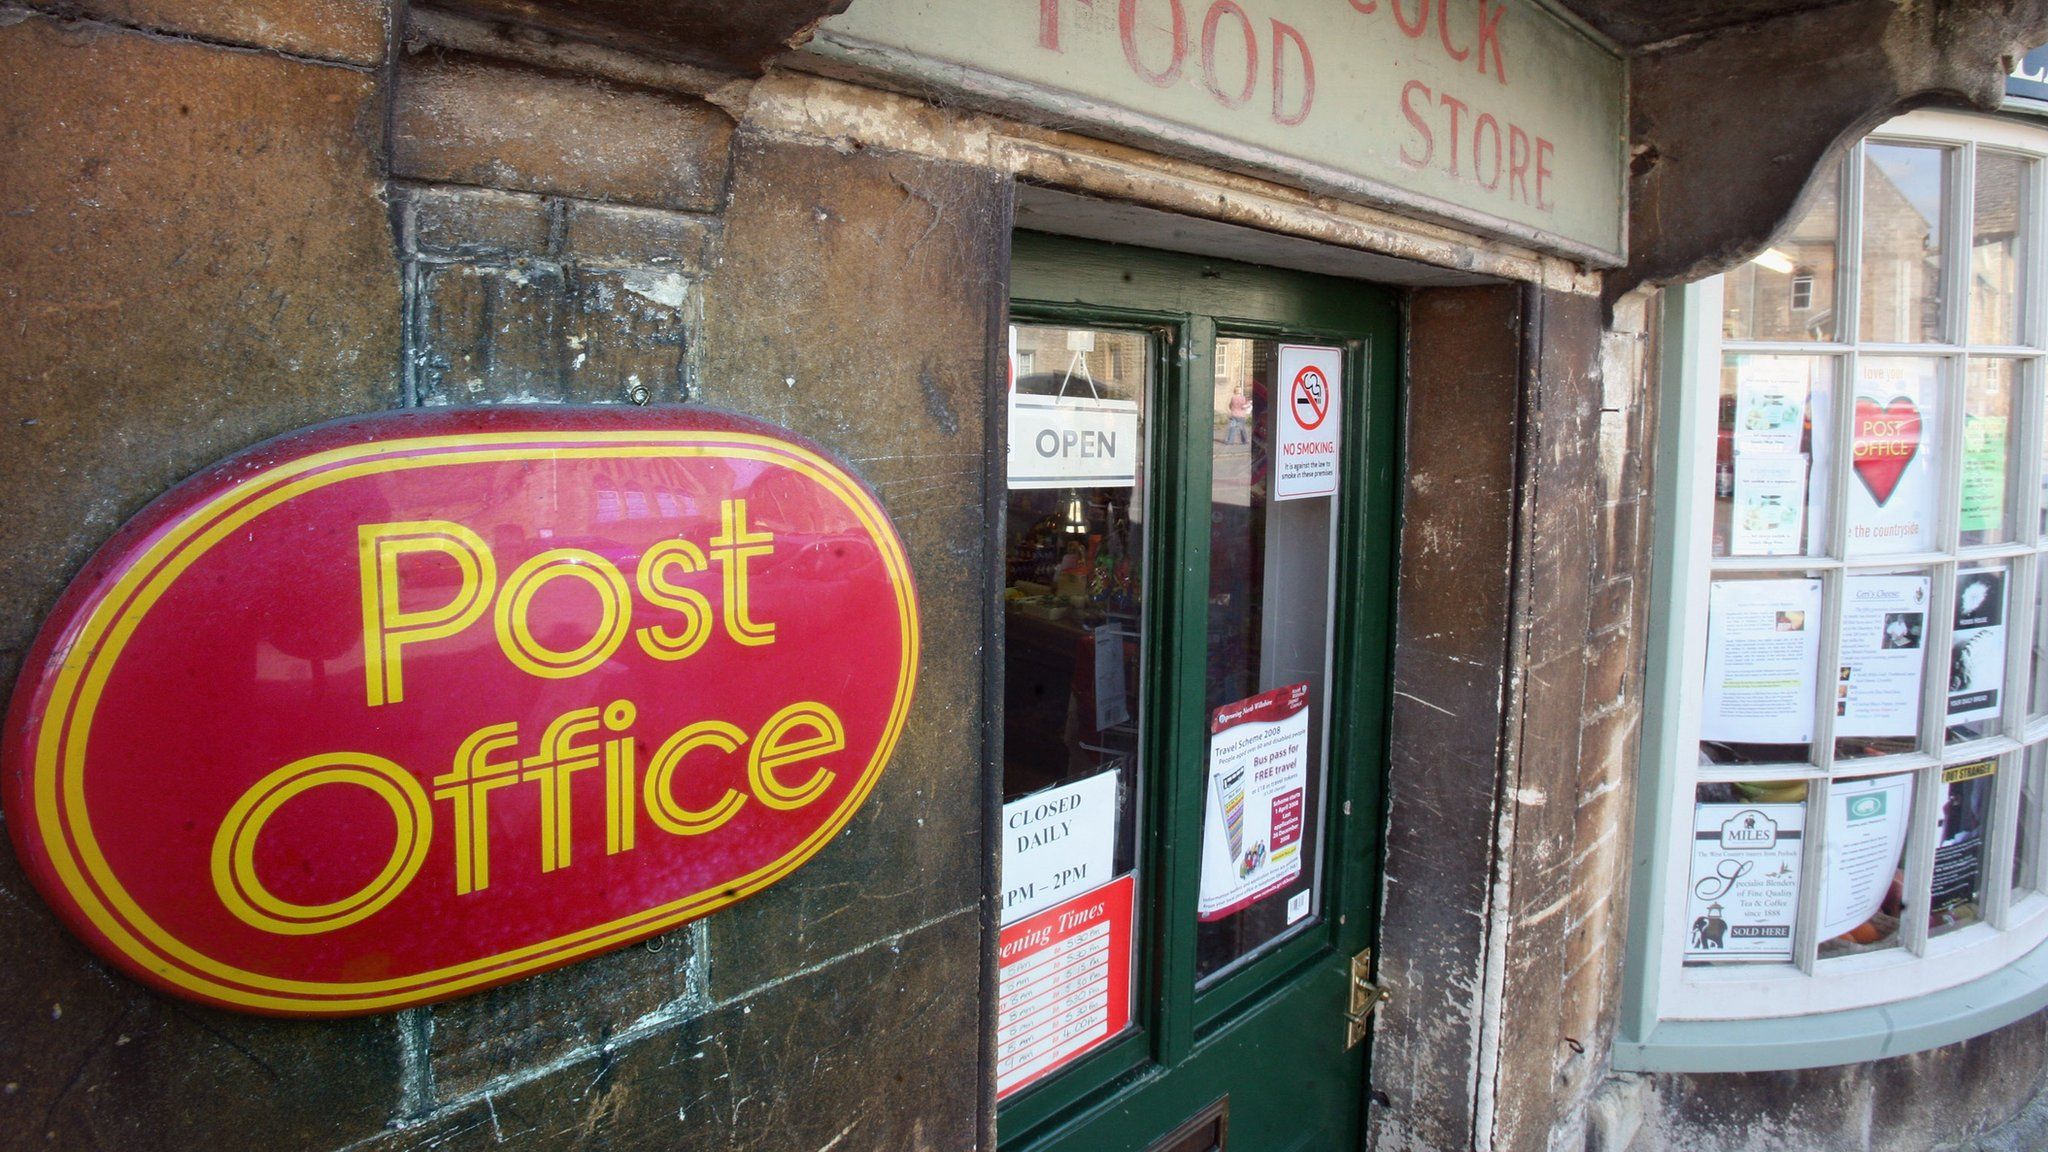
995,873 -> 1136,1099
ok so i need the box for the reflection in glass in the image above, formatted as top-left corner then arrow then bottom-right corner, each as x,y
1929,760 -> 1996,937
1819,772 -> 1916,959
1835,569 -> 1935,761
1726,162 -> 1840,342
1947,565 -> 2011,745
1684,781 -> 1808,967
1714,356 -> 1831,559
1860,143 -> 1949,344
1195,338 -> 1337,985
1960,359 -> 2018,546
1971,152 -> 2028,347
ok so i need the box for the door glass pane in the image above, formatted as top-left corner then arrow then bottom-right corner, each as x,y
1860,143 -> 1949,345
1195,338 -> 1339,985
997,324 -> 1150,1099
1725,160 -> 1840,342
1971,151 -> 2028,347
1818,772 -> 1916,959
1714,354 -> 1833,559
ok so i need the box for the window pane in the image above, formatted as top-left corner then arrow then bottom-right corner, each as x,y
1960,358 -> 2020,546
998,324 -> 1149,1098
1836,568 -> 1934,761
1930,759 -> 1997,937
1860,143 -> 1950,345
1947,565 -> 2011,744
1725,162 -> 1841,342
1819,772 -> 1916,959
1845,357 -> 1943,558
1700,574 -> 1822,768
2033,559 -> 2048,718
1195,338 -> 1338,985
1971,152 -> 2029,346
2018,744 -> 2045,895
1714,355 -> 1832,559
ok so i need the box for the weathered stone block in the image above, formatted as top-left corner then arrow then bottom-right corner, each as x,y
0,18 -> 404,1145
427,928 -> 703,1103
424,0 -> 849,76
1589,574 -> 1636,637
0,857 -> 405,1149
1582,625 -> 1635,717
0,16 -> 402,690
562,201 -> 716,270
357,910 -> 980,1151
403,183 -> 554,260
414,261 -> 567,404
392,52 -> 734,214
691,132 -> 1001,997
566,266 -> 691,404
21,0 -> 390,66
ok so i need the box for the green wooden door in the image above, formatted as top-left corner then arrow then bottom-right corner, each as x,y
995,232 -> 1398,1152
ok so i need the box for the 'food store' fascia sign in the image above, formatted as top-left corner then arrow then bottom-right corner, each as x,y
811,0 -> 1625,264
3,408 -> 918,1015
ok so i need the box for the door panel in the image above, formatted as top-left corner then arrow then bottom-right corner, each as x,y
997,232 -> 1398,1152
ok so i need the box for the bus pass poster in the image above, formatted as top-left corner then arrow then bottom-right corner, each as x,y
1198,683 -> 1311,921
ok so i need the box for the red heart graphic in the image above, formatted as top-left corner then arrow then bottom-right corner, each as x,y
1852,396 -> 1922,506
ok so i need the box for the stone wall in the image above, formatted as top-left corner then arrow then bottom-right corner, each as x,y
0,5 -> 996,1149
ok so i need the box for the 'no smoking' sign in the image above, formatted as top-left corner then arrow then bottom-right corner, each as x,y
1289,365 -> 1330,431
1274,345 -> 1341,501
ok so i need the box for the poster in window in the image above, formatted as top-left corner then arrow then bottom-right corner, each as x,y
1836,573 -> 1930,739
1930,760 -> 1995,928
1948,568 -> 2008,724
1959,410 -> 2009,534
1701,579 -> 1823,744
1846,359 -> 1939,555
1731,357 -> 1811,457
1685,797 -> 1805,962
1817,773 -> 1913,940
1730,455 -> 1810,556
1197,684 -> 1310,921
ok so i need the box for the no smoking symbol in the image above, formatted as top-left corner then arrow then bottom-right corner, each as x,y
1290,366 -> 1330,430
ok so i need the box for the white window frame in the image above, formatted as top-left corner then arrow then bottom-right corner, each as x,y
1619,109 -> 2048,1072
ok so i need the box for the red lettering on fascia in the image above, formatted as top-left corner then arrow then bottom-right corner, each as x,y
1399,80 -> 1434,169
1120,0 -> 1188,87
1437,0 -> 1469,62
1270,18 -> 1314,125
1439,92 -> 1468,177
1201,1 -> 1257,108
1476,1 -> 1506,82
1389,0 -> 1428,38
1039,0 -> 1097,50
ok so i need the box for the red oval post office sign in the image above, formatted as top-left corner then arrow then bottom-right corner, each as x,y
3,407 -> 918,1015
